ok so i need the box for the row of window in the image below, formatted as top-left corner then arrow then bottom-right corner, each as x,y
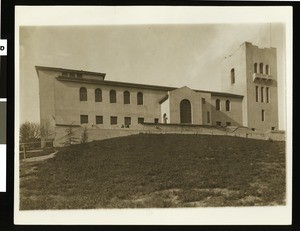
216,121 -> 232,126
215,99 -> 231,111
80,115 -> 159,125
254,63 -> 270,75
79,87 -> 144,105
230,62 -> 271,85
255,86 -> 270,103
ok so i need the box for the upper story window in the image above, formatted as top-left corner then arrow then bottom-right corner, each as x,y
62,72 -> 82,78
225,100 -> 231,111
255,86 -> 259,102
254,63 -> 258,73
95,88 -> 102,102
265,65 -> 270,75
231,68 -> 235,84
216,99 -> 221,111
110,90 -> 116,103
124,91 -> 130,104
137,92 -> 143,105
80,87 -> 87,101
259,63 -> 264,74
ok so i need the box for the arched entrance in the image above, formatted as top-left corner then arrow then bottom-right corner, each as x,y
180,99 -> 192,124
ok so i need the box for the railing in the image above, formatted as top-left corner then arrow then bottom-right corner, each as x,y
19,140 -> 53,160
253,73 -> 273,82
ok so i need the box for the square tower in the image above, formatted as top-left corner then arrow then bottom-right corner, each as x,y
221,42 -> 278,131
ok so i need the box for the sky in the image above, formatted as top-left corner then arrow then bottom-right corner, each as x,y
19,23 -> 286,129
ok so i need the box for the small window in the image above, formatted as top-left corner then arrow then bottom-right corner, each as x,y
266,87 -> 270,103
202,98 -> 206,104
265,65 -> 269,75
254,63 -> 258,73
226,122 -> 231,126
124,117 -> 131,126
262,110 -> 265,121
216,121 -> 221,126
110,90 -> 116,103
137,92 -> 143,105
207,111 -> 210,123
62,72 -> 68,77
255,86 -> 259,102
96,116 -> 103,124
138,117 -> 144,124
225,100 -> 230,111
154,118 -> 159,124
110,116 -> 117,125
216,99 -> 221,111
271,127 -> 275,130
69,72 -> 76,78
76,73 -> 82,78
231,68 -> 235,84
261,87 -> 264,102
95,88 -> 102,102
80,87 -> 87,101
124,91 -> 130,104
259,63 -> 264,74
80,115 -> 88,124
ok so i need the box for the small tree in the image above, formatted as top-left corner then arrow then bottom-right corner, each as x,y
63,122 -> 78,146
19,121 -> 41,143
40,119 -> 53,140
80,126 -> 88,144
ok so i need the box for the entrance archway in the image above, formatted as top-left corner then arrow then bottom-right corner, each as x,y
180,99 -> 192,124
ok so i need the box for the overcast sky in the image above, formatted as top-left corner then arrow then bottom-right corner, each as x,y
19,23 -> 285,129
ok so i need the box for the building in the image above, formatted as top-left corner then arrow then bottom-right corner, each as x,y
36,42 -> 279,146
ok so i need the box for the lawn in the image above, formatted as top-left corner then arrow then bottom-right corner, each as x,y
19,134 -> 286,209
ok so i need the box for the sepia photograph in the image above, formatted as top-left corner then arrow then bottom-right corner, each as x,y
15,6 -> 292,225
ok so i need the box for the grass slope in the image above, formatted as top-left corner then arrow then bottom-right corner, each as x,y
20,134 -> 286,209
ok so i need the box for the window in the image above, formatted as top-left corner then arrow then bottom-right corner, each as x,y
207,111 -> 210,123
226,122 -> 231,126
231,68 -> 235,84
110,116 -> 117,125
225,100 -> 230,111
255,86 -> 259,102
261,87 -> 264,102
254,63 -> 258,73
216,121 -> 221,126
262,110 -> 265,121
202,98 -> 206,104
124,91 -> 130,104
95,88 -> 102,102
69,72 -> 76,78
138,117 -> 144,124
259,63 -> 264,74
154,118 -> 159,124
266,87 -> 270,103
96,116 -> 103,124
76,73 -> 82,78
80,87 -> 87,101
124,117 -> 131,126
265,65 -> 269,75
137,92 -> 143,105
80,115 -> 88,124
216,99 -> 221,111
110,90 -> 116,103
62,72 -> 68,77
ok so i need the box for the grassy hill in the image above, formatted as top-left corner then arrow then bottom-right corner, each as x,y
20,134 -> 286,209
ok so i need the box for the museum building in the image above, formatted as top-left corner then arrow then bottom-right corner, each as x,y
36,42 -> 279,143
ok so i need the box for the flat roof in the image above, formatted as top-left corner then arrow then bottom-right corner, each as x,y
35,66 -> 106,78
36,65 -> 243,98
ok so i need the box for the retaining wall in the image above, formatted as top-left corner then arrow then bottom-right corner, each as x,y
53,123 -> 285,147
